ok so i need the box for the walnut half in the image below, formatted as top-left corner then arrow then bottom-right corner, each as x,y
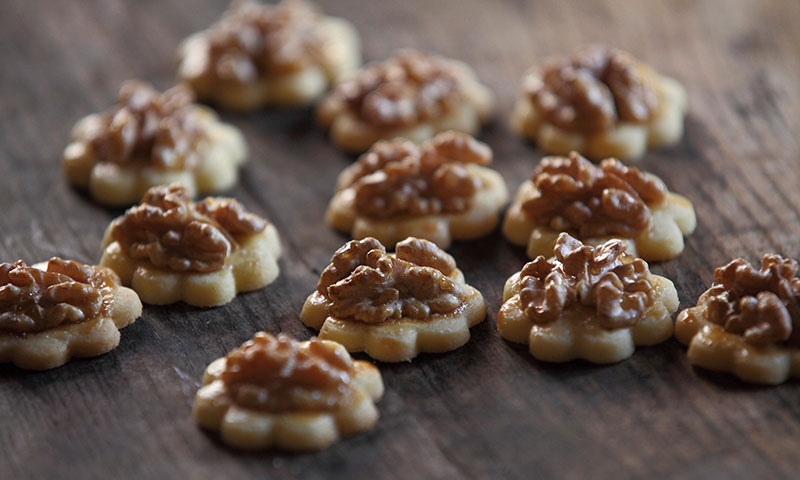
322,49 -> 463,129
517,233 -> 656,329
316,237 -> 464,323
525,46 -> 659,133
342,131 -> 492,218
521,151 -> 666,238
701,254 -> 800,347
0,258 -> 116,334
221,332 -> 353,413
200,0 -> 326,82
110,184 -> 267,273
87,81 -> 204,170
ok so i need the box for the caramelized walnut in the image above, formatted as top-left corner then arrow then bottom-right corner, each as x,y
317,237 -> 464,323
221,332 -> 353,413
195,198 -> 268,236
701,255 -> 800,347
201,0 -> 325,83
521,152 -> 666,238
0,259 -> 116,334
110,184 -> 266,273
322,49 -> 464,128
518,233 -> 656,329
344,131 -> 491,218
87,81 -> 204,170
525,46 -> 659,133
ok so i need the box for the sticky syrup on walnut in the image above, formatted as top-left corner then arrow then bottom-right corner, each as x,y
517,233 -> 656,329
0,259 -> 116,334
522,151 -> 667,238
699,254 -> 800,347
343,131 -> 492,218
110,184 -> 267,273
316,237 -> 464,323
86,81 -> 205,170
320,49 -> 464,129
221,332 -> 354,413
200,0 -> 325,82
524,45 -> 659,133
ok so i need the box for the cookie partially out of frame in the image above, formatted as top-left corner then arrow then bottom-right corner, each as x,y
179,0 -> 361,109
63,80 -> 246,207
511,45 -> 687,161
100,184 -> 281,307
498,233 -> 678,364
326,131 -> 508,249
301,237 -> 486,362
675,254 -> 800,384
0,258 -> 141,370
193,331 -> 383,451
317,49 -> 494,153
503,151 -> 695,262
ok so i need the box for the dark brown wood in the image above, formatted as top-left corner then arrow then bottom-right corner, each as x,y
1,0 -> 799,478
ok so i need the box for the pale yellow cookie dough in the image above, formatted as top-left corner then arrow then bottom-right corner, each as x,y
317,49 -> 494,153
178,0 -> 361,109
511,46 -> 687,161
0,258 -> 142,370
326,131 -> 508,249
193,332 -> 383,451
100,184 -> 281,307
63,81 -> 246,207
675,255 -> 800,384
301,237 -> 486,362
503,152 -> 695,261
498,234 -> 678,364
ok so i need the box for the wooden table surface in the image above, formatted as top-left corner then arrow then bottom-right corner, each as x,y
2,0 -> 799,478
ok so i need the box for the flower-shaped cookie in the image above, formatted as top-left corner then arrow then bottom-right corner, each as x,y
498,233 -> 678,363
0,258 -> 142,370
327,131 -> 509,249
503,151 -> 696,261
194,332 -> 383,451
317,49 -> 495,153
301,237 -> 486,362
178,0 -> 361,109
63,80 -> 247,207
675,254 -> 800,384
511,45 -> 687,160
100,184 -> 281,307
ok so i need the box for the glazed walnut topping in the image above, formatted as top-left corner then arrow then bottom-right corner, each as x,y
317,237 -> 464,323
201,0 -> 324,82
322,49 -> 464,128
0,259 -> 116,334
345,131 -> 492,218
110,184 -> 267,273
518,233 -> 656,329
86,81 -> 204,170
221,332 -> 353,413
701,254 -> 800,347
522,151 -> 667,238
524,46 -> 659,132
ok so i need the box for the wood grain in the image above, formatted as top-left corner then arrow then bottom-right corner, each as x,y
1,0 -> 799,478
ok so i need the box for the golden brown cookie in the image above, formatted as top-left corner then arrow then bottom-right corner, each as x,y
0,258 -> 142,370
63,80 -> 247,207
326,131 -> 509,248
100,184 -> 281,307
498,233 -> 678,363
193,332 -> 383,451
317,49 -> 494,153
511,46 -> 687,161
301,237 -> 486,362
502,151 -> 695,261
179,0 -> 360,109
675,254 -> 800,384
